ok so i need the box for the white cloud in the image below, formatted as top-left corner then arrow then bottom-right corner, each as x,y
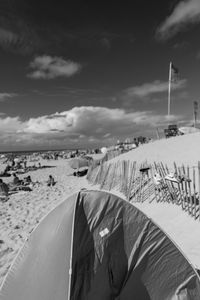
157,0 -> 200,39
0,93 -> 17,101
103,133 -> 111,138
22,106 -> 183,135
0,116 -> 23,132
0,28 -> 18,47
125,79 -> 186,98
0,106 -> 184,150
28,55 -> 81,79
24,112 -> 74,134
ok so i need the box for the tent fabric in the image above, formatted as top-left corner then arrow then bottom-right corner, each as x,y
71,190 -> 200,300
1,190 -> 200,300
0,193 -> 77,300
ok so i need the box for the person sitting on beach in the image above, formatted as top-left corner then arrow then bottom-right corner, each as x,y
76,169 -> 88,177
23,175 -> 32,185
23,160 -> 27,169
47,175 -> 56,186
0,164 -> 12,177
16,162 -> 22,169
0,178 -> 9,199
12,173 -> 23,186
9,174 -> 32,192
4,164 -> 11,172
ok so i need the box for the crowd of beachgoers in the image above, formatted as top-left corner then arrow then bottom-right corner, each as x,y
1,132 -> 200,287
0,147 -> 122,201
0,151 -> 95,286
0,157 -> 59,202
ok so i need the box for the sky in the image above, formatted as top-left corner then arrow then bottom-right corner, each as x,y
0,0 -> 200,151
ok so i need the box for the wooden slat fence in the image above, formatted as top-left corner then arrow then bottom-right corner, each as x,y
87,159 -> 200,221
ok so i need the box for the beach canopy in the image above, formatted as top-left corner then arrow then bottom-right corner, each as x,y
179,126 -> 200,135
1,190 -> 200,300
68,157 -> 89,169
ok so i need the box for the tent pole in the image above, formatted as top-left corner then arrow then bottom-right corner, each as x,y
67,193 -> 78,300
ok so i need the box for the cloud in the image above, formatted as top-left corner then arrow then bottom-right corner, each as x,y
0,106 -> 185,150
22,106 -> 183,136
0,116 -> 24,132
28,55 -> 81,79
0,2 -> 133,57
0,93 -> 17,101
24,112 -> 74,133
125,79 -> 186,98
0,26 -> 34,55
0,28 -> 18,47
157,0 -> 200,39
103,133 -> 111,138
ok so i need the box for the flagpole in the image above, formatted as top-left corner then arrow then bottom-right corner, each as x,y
168,61 -> 172,118
193,101 -> 197,128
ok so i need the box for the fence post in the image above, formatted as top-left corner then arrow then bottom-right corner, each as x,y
150,164 -> 159,202
174,162 -> 183,207
100,163 -> 111,189
160,162 -> 176,203
124,160 -> 130,198
114,160 -> 121,192
198,162 -> 200,221
157,163 -> 170,203
187,166 -> 193,215
96,163 -> 104,185
178,166 -> 185,211
153,162 -> 164,202
193,167 -> 197,219
182,165 -> 189,213
120,160 -> 125,194
127,162 -> 136,201
108,162 -> 116,191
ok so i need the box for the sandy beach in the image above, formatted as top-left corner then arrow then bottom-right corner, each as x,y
0,158 -> 90,286
1,133 -> 200,287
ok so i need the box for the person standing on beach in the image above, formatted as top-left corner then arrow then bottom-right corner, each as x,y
47,175 -> 56,186
23,160 -> 27,169
0,179 -> 9,198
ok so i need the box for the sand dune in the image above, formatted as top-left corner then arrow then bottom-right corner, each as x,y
113,132 -> 200,168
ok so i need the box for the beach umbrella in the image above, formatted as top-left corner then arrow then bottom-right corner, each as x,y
100,147 -> 107,154
130,143 -> 137,149
68,157 -> 89,169
1,190 -> 200,300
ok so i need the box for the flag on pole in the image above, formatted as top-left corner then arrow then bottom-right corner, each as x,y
194,101 -> 198,127
168,62 -> 179,117
194,101 -> 198,112
170,63 -> 179,83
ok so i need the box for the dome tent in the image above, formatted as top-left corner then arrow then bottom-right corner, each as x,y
1,190 -> 200,299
